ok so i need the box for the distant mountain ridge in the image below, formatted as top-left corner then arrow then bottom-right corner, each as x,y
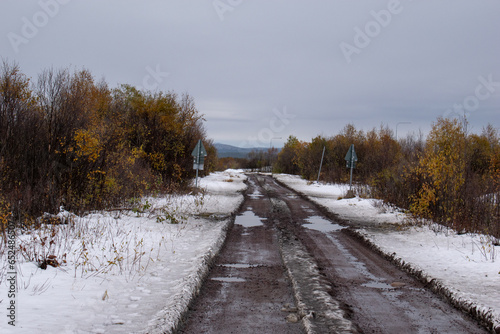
214,143 -> 269,158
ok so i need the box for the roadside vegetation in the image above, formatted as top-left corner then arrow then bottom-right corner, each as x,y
0,60 -> 217,230
2,58 -> 498,241
272,120 -> 500,238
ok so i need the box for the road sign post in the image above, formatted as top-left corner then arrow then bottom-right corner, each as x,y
317,146 -> 326,183
344,144 -> 357,198
191,139 -> 207,188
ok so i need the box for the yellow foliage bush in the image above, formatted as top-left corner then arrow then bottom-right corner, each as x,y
73,129 -> 102,163
407,118 -> 467,225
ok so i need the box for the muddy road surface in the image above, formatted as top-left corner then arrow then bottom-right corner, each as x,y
177,174 -> 487,334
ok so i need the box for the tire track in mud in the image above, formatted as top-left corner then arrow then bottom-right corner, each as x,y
277,215 -> 356,333
176,174 -> 305,334
267,192 -> 355,334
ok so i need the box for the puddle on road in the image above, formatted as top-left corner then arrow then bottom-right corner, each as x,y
211,277 -> 247,283
235,211 -> 265,228
304,216 -> 345,233
220,263 -> 260,269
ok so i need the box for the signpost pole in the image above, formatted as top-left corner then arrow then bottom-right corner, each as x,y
195,167 -> 199,188
195,141 -> 200,188
317,146 -> 325,183
345,144 -> 357,198
349,155 -> 354,191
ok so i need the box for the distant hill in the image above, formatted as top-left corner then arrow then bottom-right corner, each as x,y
214,143 -> 269,158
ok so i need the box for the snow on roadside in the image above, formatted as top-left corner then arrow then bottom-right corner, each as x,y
0,170 -> 247,334
273,174 -> 345,200
275,173 -> 500,331
274,173 -> 406,225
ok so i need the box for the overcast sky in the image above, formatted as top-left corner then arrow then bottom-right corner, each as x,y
1,0 -> 499,147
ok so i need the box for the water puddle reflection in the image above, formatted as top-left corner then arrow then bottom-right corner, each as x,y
211,277 -> 247,282
304,216 -> 344,233
220,263 -> 260,269
235,210 -> 265,228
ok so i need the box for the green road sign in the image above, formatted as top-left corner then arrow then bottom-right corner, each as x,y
192,139 -> 208,187
192,139 -> 207,170
345,144 -> 358,169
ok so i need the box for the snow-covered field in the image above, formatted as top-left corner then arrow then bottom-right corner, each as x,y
0,170 -> 247,334
274,173 -> 500,331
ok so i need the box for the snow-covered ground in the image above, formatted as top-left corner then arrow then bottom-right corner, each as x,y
0,170 -> 247,334
274,173 -> 500,331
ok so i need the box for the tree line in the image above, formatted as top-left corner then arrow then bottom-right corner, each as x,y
217,148 -> 279,172
0,60 -> 216,224
274,120 -> 500,238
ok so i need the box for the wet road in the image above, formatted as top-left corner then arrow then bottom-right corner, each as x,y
177,174 -> 487,333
